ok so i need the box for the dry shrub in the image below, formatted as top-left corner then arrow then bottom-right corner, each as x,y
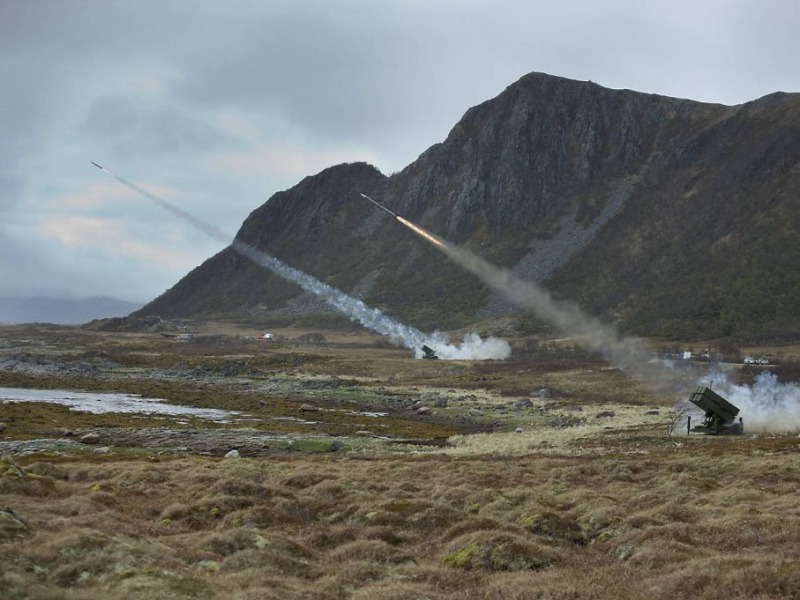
0,508 -> 30,543
282,471 -> 334,489
327,539 -> 411,564
621,512 -> 662,530
227,585 -> 291,600
579,504 -> 624,540
614,521 -> 696,555
301,562 -> 385,596
519,511 -> 585,545
363,525 -> 412,546
88,490 -> 119,509
433,483 -> 478,507
655,500 -> 699,524
108,569 -> 212,600
349,580 -> 442,600
0,467 -> 57,497
68,465 -> 117,484
366,499 -> 462,531
25,528 -> 111,565
24,462 -> 70,481
218,505 -> 276,529
160,494 -> 254,529
309,478 -> 348,498
219,535 -> 317,578
648,556 -> 800,600
441,532 -> 562,572
300,523 -> 359,550
199,527 -> 260,557
624,539 -> 711,570
50,553 -> 114,587
440,517 -> 516,542
273,495 -> 320,524
48,494 -> 119,527
465,562 -> 643,600
623,490 -> 665,511
209,478 -> 272,498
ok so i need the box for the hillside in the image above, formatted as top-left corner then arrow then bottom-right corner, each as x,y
136,72 -> 800,341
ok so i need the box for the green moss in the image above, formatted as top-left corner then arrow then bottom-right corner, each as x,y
442,541 -> 480,569
442,533 -> 557,571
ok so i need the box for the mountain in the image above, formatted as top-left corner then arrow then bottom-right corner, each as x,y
0,296 -> 142,325
135,72 -> 800,341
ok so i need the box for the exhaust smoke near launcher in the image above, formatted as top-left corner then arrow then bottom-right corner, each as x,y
91,162 -> 510,361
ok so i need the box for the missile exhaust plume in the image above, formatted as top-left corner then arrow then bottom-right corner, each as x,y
357,193 -> 800,432
91,162 -> 229,244
366,199 -> 694,393
92,163 -> 509,360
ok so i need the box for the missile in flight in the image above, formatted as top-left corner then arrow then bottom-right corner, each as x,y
359,193 -> 398,218
90,161 -> 104,170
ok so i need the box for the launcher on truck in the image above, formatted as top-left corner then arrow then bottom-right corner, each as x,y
421,345 -> 439,360
687,386 -> 743,434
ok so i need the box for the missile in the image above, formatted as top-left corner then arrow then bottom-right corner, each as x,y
359,193 -> 397,218
91,161 -> 104,170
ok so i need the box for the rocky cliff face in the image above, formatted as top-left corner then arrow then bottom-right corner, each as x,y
137,73 -> 800,340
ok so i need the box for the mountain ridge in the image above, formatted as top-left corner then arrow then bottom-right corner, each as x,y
0,296 -> 143,325
134,72 -> 800,341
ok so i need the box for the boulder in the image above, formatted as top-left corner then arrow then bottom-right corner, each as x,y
79,432 -> 101,445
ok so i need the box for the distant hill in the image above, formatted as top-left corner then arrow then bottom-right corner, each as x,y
135,72 -> 800,341
0,296 -> 142,325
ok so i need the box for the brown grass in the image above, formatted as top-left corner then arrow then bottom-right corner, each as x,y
4,324 -> 800,598
3,448 -> 800,599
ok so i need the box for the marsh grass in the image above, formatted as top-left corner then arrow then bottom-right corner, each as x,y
4,325 -> 800,597
3,447 -> 800,599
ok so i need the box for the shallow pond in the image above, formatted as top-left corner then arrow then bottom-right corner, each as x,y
0,386 -> 241,423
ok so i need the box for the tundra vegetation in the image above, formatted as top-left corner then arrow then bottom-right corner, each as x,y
2,322 -> 800,599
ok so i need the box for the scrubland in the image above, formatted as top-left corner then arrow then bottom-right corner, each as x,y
2,323 -> 800,598
3,445 -> 800,600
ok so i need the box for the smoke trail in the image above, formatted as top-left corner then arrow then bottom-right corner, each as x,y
395,210 -> 800,429
93,164 -> 509,360
393,214 -> 694,392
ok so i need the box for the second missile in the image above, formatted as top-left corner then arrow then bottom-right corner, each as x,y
359,193 -> 397,218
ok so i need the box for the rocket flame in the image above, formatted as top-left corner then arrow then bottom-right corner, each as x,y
396,216 -> 447,250
391,210 -> 697,394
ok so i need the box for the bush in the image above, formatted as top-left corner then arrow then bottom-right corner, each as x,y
441,532 -> 561,571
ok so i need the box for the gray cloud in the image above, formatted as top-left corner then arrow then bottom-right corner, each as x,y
80,96 -> 240,158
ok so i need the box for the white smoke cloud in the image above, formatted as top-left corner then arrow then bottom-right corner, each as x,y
418,331 -> 511,360
698,371 -> 800,432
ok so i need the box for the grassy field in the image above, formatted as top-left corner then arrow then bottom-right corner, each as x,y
2,323 -> 800,599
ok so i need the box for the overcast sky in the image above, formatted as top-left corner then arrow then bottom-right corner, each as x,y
2,0 -> 799,304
